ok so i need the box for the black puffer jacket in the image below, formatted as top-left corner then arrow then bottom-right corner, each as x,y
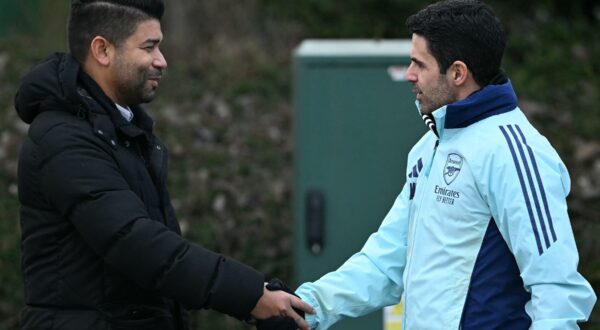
15,53 -> 264,329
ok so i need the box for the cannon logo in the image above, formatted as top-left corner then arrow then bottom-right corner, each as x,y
443,153 -> 463,185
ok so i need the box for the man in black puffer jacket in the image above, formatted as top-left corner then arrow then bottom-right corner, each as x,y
14,1 -> 312,329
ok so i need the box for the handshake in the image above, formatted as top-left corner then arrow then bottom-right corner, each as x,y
250,278 -> 314,330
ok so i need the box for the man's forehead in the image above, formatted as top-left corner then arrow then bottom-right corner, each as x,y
410,34 -> 432,59
128,19 -> 163,42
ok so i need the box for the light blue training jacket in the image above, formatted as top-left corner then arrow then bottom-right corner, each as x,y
296,80 -> 596,330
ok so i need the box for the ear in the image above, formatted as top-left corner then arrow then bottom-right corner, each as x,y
89,36 -> 113,67
447,60 -> 470,87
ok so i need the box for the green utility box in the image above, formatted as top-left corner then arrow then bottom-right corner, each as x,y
293,40 -> 425,330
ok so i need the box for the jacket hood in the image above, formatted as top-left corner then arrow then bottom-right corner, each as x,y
15,53 -> 83,124
444,79 -> 517,129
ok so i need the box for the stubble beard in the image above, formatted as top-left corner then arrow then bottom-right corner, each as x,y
418,75 -> 456,114
114,61 -> 159,105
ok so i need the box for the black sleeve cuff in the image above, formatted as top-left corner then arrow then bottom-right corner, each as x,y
207,256 -> 265,320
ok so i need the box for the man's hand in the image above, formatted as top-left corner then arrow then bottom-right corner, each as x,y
251,283 -> 314,330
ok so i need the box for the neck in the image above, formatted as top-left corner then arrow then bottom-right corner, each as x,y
455,79 -> 481,102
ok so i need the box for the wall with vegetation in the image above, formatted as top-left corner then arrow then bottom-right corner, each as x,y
0,0 -> 598,329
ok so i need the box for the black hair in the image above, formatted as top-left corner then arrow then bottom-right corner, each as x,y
68,0 -> 165,63
406,0 -> 506,86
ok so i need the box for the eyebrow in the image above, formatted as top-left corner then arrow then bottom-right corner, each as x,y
411,57 -> 425,67
142,38 -> 161,46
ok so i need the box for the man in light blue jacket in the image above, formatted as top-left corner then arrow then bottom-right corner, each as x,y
292,1 -> 597,329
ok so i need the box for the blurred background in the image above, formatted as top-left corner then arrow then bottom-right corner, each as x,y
0,0 -> 598,329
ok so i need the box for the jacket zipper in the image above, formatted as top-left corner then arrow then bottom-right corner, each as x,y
403,138 -> 439,327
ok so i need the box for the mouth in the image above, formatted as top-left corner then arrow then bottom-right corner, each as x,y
412,88 -> 423,99
417,92 -> 423,99
148,76 -> 161,88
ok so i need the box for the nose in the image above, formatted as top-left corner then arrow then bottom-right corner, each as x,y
405,62 -> 417,83
153,48 -> 167,70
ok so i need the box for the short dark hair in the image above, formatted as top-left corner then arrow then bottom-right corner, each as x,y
406,0 -> 506,86
68,0 -> 165,63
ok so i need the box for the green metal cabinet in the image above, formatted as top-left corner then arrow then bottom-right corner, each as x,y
292,40 -> 425,330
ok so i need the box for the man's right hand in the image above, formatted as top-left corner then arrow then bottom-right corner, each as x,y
251,284 -> 314,330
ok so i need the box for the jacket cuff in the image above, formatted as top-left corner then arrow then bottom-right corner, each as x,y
208,257 -> 265,320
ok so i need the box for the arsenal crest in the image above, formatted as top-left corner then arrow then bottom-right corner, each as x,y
443,153 -> 463,185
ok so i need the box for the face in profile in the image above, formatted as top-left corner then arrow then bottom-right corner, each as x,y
405,34 -> 457,114
111,19 -> 167,105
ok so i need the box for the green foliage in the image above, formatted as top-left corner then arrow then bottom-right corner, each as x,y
258,0 -> 599,38
259,0 -> 426,38
504,17 -> 600,141
0,197 -> 21,330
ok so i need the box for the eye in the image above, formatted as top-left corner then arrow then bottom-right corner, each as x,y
142,44 -> 157,52
410,59 -> 424,69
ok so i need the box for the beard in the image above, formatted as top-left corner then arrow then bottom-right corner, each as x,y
416,75 -> 456,114
113,60 -> 162,105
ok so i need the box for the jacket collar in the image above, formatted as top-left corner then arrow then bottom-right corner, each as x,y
78,68 -> 155,140
444,79 -> 517,129
417,76 -> 518,138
